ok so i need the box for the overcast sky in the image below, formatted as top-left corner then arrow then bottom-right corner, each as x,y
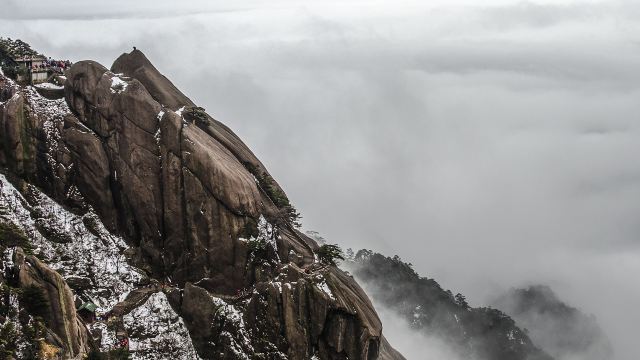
2,1 -> 640,359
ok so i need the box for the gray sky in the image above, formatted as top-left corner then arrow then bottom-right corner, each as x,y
3,1 -> 640,359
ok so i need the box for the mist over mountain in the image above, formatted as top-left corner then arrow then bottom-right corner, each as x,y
1,1 -> 639,359
492,285 -> 614,360
345,250 -> 553,360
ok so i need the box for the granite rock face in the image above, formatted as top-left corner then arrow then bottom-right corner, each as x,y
12,248 -> 91,358
379,337 -> 407,360
0,50 -> 403,359
111,49 -> 195,111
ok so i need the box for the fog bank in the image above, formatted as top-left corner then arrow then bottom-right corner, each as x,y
2,1 -> 639,358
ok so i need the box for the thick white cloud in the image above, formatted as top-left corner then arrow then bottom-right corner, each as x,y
2,1 -> 639,359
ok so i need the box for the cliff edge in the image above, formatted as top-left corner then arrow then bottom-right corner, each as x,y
0,49 -> 404,360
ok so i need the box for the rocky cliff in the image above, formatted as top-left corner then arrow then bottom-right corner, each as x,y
0,49 -> 404,359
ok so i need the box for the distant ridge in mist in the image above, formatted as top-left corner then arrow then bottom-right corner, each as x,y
492,285 -> 613,360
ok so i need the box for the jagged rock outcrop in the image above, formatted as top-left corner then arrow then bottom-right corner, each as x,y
0,86 -> 36,178
12,248 -> 91,357
1,170 -> 147,359
65,61 -> 167,274
63,57 -> 302,288
112,50 -> 194,111
0,49 -> 403,359
111,49 -> 278,189
0,73 -> 77,204
177,265 -> 384,360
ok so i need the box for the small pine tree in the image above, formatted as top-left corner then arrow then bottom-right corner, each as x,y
248,238 -> 270,263
455,293 -> 469,309
184,106 -> 209,126
249,168 -> 302,227
278,205 -> 301,228
317,244 -> 345,266
248,238 -> 267,253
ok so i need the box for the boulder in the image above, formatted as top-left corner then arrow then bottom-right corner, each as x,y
13,248 -> 91,358
0,92 -> 35,177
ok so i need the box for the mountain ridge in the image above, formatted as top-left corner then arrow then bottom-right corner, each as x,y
0,46 -> 404,359
345,249 -> 555,360
492,285 -> 613,360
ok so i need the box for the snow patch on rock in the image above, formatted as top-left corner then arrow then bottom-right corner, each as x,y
123,292 -> 201,360
110,76 -> 128,93
209,294 -> 254,359
316,278 -> 335,300
0,174 -> 144,310
239,215 -> 279,262
34,82 -> 63,90
23,87 -> 74,174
